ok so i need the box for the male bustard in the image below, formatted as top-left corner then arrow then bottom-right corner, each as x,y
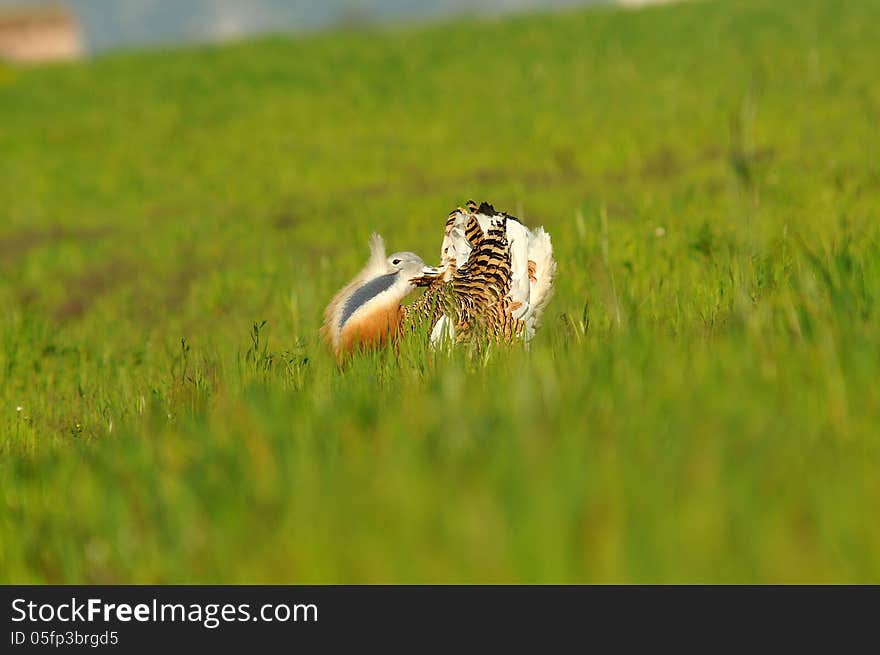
322,201 -> 556,360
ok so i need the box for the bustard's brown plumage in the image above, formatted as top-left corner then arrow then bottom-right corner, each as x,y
322,201 -> 556,359
403,200 -> 556,345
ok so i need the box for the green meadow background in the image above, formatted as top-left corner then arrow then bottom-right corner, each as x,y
1,0 -> 879,583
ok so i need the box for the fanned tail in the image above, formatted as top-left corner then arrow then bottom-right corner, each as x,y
409,201 -> 556,347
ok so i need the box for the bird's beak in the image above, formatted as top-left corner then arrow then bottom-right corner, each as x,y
410,265 -> 443,287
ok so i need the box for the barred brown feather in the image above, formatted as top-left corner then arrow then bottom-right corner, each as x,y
403,204 -> 527,343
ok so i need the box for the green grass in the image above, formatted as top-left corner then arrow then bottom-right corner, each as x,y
1,0 -> 879,583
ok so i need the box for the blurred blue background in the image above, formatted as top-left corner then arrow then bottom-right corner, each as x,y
0,0 -> 613,53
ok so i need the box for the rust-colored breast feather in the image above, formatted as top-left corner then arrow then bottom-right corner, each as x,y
337,302 -> 402,358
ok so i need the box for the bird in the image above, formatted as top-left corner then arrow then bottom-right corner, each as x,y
403,200 -> 556,346
321,233 -> 440,361
322,201 -> 556,360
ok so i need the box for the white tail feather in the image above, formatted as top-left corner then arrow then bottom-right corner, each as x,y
505,219 -> 532,321
429,315 -> 455,348
522,227 -> 556,339
440,215 -> 471,271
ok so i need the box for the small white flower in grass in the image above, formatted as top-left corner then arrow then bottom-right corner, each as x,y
654,226 -> 667,238
16,406 -> 23,413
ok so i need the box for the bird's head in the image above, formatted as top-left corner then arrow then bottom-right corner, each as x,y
384,251 -> 442,288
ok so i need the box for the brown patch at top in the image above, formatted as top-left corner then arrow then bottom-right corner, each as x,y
53,259 -> 133,320
0,226 -> 114,264
272,212 -> 299,230
640,147 -> 681,180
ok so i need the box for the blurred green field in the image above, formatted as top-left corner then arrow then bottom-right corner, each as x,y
1,0 -> 879,583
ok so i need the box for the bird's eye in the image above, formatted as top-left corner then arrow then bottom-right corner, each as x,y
392,258 -> 401,265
